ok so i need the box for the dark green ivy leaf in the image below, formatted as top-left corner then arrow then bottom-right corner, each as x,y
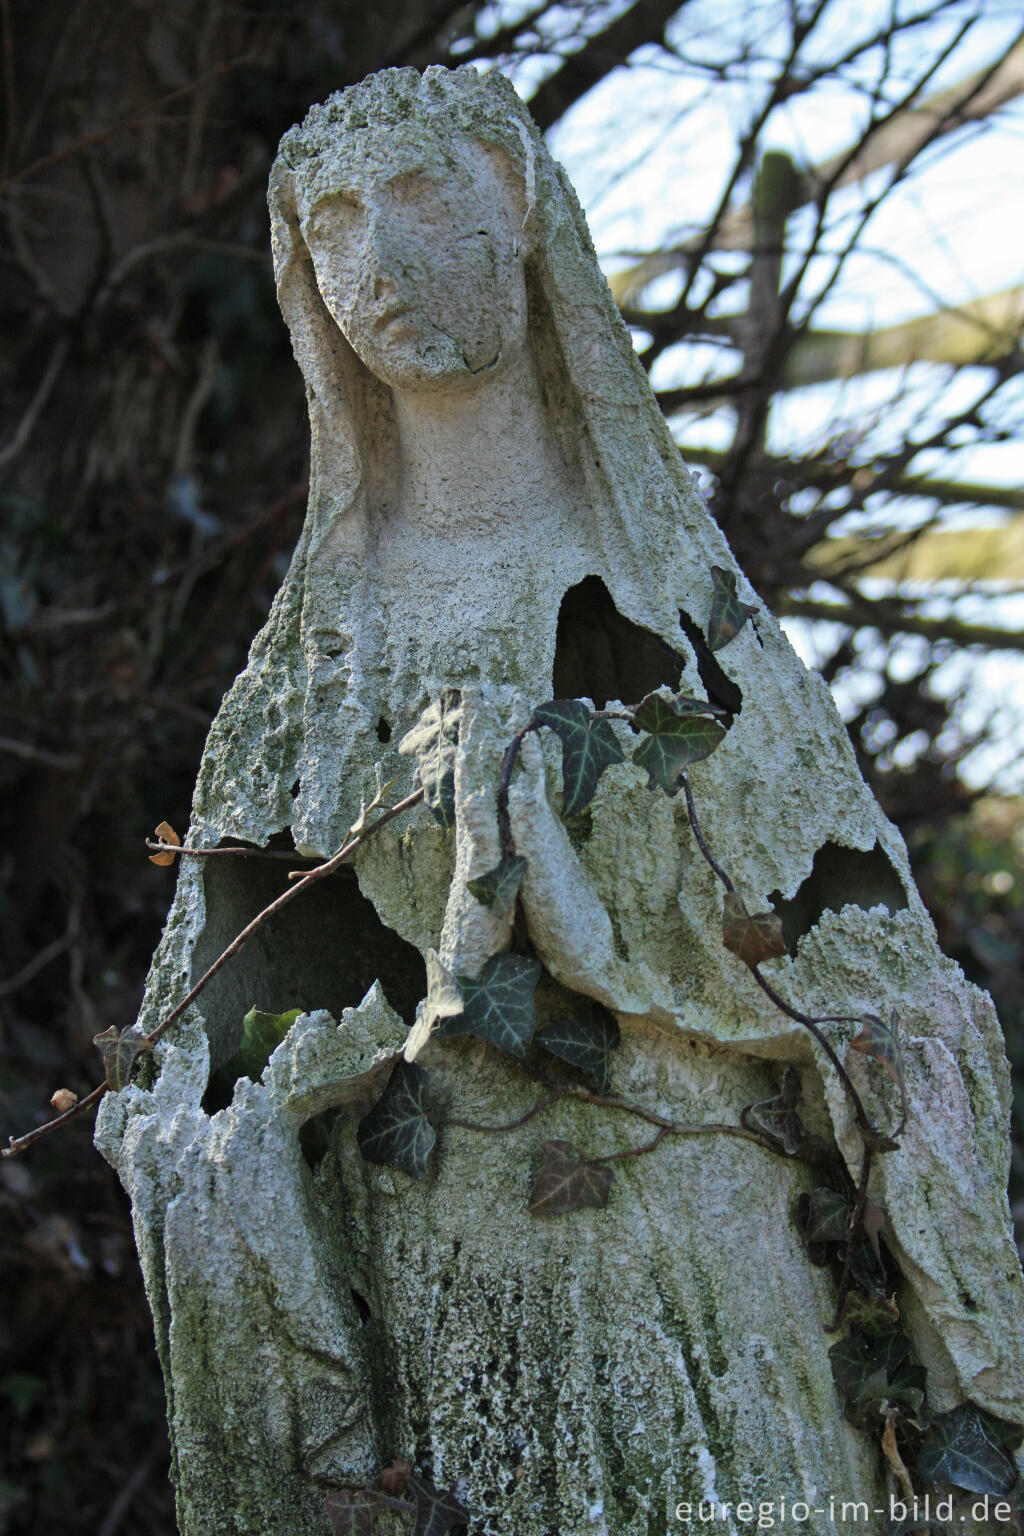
707,565 -> 758,651
357,1060 -> 436,1180
918,1404 -> 1018,1496
722,891 -> 787,968
467,853 -> 528,919
93,1025 -> 151,1091
828,1329 -> 927,1429
921,1406 -> 1019,1499
841,1291 -> 901,1337
406,1472 -> 469,1536
536,1004 -> 620,1092
805,1187 -> 851,1245
631,693 -> 726,795
323,1490 -> 385,1536
533,699 -> 624,816
741,1068 -> 804,1154
528,1139 -> 615,1216
435,953 -> 541,1058
398,688 -> 463,829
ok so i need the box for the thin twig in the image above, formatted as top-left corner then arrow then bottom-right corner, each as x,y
0,734 -> 81,770
749,966 -> 873,1138
145,839 -> 322,863
0,906 -> 79,998
0,0 -> 15,182
496,720 -> 542,852
0,335 -> 70,469
3,1082 -> 107,1155
0,54 -> 254,194
831,1145 -> 874,1330
443,1089 -> 568,1135
680,772 -> 734,891
3,785 -> 425,1158
145,785 -> 424,1049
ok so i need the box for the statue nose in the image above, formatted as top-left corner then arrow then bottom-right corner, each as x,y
368,215 -> 402,297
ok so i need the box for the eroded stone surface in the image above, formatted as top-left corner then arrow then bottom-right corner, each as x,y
97,65 -> 1024,1536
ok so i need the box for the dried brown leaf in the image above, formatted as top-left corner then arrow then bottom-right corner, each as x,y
149,820 -> 180,866
722,891 -> 787,968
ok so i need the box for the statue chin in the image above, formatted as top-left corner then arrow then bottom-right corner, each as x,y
347,318 -> 504,393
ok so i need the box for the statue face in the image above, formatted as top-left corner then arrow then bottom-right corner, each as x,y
301,140 -> 529,393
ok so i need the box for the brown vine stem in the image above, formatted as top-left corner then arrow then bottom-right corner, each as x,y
831,1145 -> 874,1331
145,840 -> 323,863
3,785 -> 425,1158
496,720 -> 542,852
442,1089 -> 568,1135
679,769 -> 875,1139
680,772 -> 735,892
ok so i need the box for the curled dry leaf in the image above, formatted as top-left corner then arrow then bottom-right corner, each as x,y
379,1461 -> 412,1497
148,820 -> 180,866
49,1088 -> 78,1113
722,891 -> 787,968
93,1025 -> 152,1091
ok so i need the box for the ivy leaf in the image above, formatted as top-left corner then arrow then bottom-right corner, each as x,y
631,693 -> 726,795
435,953 -> 541,1059
232,1006 -> 303,1083
533,699 -> 624,816
741,1068 -> 803,1154
842,1291 -> 900,1337
357,1060 -> 435,1180
93,1025 -> 151,1091
828,1329 -> 927,1429
406,1473 -> 469,1536
467,853 -> 528,919
323,1490 -> 384,1536
707,565 -> 758,651
917,1404 -> 1018,1496
850,1009 -> 906,1107
536,1004 -> 620,1092
805,1187 -> 851,1245
722,891 -> 787,968
528,1139 -> 615,1216
398,688 -> 463,829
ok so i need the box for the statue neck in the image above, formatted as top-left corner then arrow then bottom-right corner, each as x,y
391,346 -> 574,536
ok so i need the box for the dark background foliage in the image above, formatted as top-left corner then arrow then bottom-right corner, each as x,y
1,3 -> 1021,1530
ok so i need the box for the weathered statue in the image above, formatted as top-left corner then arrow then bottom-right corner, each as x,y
96,66 -> 1024,1536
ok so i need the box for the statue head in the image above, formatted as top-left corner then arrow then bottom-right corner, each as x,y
267,67 -> 681,543
254,68 -> 722,851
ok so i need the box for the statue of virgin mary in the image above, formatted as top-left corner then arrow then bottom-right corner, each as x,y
97,66 -> 1023,1536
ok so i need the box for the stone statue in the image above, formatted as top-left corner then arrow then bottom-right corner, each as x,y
97,66 -> 1024,1536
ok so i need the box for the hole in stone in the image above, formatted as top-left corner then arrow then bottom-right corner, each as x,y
376,716 -> 392,744
552,575 -> 688,708
290,777 -> 301,801
350,1286 -> 372,1323
769,840 -> 909,955
299,1112 -> 335,1170
676,607 -> 742,718
191,851 -> 427,1073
